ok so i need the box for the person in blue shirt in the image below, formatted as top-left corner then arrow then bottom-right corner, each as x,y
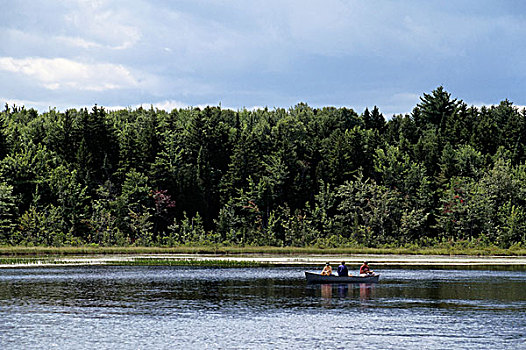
337,261 -> 349,277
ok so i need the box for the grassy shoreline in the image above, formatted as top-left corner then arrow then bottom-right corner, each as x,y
1,244 -> 525,257
0,257 -> 271,267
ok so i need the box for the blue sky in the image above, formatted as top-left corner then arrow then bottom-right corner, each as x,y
1,0 -> 526,116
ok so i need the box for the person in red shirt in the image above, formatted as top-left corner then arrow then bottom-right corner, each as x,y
360,261 -> 374,275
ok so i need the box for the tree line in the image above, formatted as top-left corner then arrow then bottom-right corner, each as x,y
1,86 -> 526,248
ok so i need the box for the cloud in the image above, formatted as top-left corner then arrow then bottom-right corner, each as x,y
269,0 -> 526,62
104,100 -> 192,112
2,95 -> 270,114
62,0 -> 142,50
0,57 -> 139,91
0,97 -> 55,111
1,1 -> 525,114
380,92 -> 421,116
107,100 -> 238,112
55,36 -> 103,49
470,102 -> 526,112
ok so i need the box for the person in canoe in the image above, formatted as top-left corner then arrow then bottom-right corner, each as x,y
337,261 -> 350,277
360,261 -> 374,276
321,262 -> 333,276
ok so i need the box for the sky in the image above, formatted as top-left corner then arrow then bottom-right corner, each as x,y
1,0 -> 526,116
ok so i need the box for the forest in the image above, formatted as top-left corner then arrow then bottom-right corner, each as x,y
1,86 -> 526,249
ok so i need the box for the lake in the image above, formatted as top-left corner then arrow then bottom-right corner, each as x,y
0,265 -> 525,349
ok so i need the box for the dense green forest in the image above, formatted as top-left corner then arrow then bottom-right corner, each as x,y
1,87 -> 526,248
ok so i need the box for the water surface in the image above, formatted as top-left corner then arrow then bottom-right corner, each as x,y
1,266 -> 525,349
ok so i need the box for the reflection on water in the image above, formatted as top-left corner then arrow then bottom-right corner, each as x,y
318,282 -> 374,304
0,266 -> 525,349
360,283 -> 373,301
337,283 -> 348,298
320,283 -> 332,302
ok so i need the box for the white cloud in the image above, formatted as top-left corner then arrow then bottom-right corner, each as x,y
1,1 -> 525,113
1,97 -> 263,114
470,102 -> 526,113
55,36 -> 103,49
364,92 -> 421,117
107,100 -> 237,112
63,1 -> 141,50
150,100 -> 192,111
0,57 -> 139,91
105,100 -> 193,112
275,1 -> 526,60
1,97 -> 53,111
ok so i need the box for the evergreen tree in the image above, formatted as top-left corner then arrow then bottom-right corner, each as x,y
415,86 -> 460,130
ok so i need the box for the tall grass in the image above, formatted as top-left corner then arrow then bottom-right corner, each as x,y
0,243 -> 525,257
108,258 -> 270,267
0,257 -> 62,265
0,257 -> 269,267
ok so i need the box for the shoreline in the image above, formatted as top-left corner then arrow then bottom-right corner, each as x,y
2,253 -> 526,268
1,245 -> 525,257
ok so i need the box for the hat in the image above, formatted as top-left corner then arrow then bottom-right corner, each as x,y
326,262 -> 330,265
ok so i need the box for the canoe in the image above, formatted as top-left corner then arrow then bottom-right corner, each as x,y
305,271 -> 380,284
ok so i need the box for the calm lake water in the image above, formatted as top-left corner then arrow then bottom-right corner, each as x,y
0,265 -> 525,349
